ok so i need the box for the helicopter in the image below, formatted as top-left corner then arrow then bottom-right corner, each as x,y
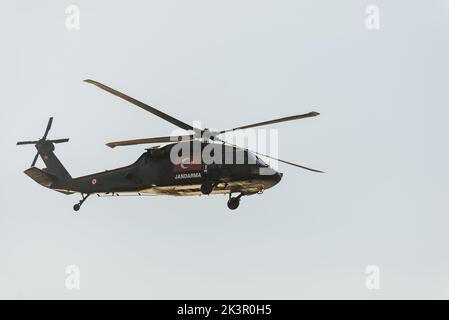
17,80 -> 323,211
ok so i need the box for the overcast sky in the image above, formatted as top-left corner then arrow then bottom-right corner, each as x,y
1,0 -> 449,299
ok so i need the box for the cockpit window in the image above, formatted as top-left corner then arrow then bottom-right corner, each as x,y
256,156 -> 268,167
149,148 -> 166,158
246,152 -> 257,165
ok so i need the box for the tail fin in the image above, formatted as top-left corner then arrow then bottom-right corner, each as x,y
36,141 -> 71,180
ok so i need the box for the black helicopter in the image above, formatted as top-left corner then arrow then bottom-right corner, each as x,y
17,80 -> 322,211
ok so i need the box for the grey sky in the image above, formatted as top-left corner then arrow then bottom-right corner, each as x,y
1,0 -> 449,299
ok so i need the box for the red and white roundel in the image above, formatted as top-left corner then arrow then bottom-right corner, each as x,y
91,178 -> 97,185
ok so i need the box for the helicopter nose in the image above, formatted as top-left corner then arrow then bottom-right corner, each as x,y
254,167 -> 283,184
265,169 -> 283,184
275,172 -> 283,183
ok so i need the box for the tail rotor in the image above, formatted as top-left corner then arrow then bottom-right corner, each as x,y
16,117 -> 69,167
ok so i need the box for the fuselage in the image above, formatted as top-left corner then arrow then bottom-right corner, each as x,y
52,141 -> 282,196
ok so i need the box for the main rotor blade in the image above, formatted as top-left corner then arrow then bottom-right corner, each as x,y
219,111 -> 320,134
106,135 -> 194,148
43,117 -> 53,140
49,138 -> 70,144
31,152 -> 39,167
84,79 -> 194,131
17,141 -> 39,145
217,138 -> 324,173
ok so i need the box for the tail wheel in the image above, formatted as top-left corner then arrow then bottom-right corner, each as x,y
227,197 -> 240,210
73,193 -> 90,212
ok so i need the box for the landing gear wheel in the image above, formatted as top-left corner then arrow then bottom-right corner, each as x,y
73,193 -> 90,212
227,197 -> 240,210
201,182 -> 213,195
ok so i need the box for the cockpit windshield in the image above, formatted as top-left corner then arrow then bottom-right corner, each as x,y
256,156 -> 269,167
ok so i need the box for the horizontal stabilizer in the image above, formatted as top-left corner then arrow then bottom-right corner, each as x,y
24,167 -> 56,188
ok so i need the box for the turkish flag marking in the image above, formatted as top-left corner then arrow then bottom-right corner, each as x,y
172,155 -> 203,173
